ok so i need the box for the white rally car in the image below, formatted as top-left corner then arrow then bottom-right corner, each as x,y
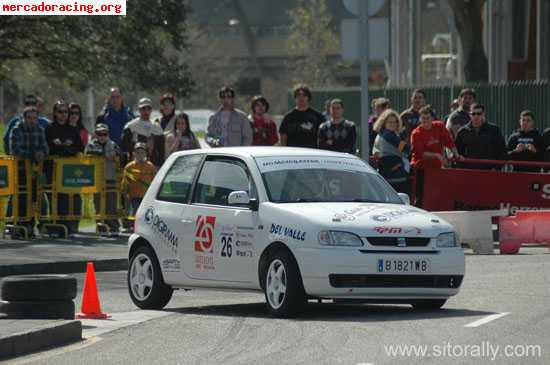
128,147 -> 465,317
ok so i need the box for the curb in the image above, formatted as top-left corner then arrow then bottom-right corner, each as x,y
0,320 -> 82,360
0,259 -> 128,278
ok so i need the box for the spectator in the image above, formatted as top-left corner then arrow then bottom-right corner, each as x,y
121,97 -> 165,168
44,100 -> 84,236
372,109 -> 410,194
454,103 -> 507,169
85,124 -> 121,235
96,87 -> 134,146
3,95 -> 49,154
507,110 -> 544,172
206,86 -> 252,147
122,142 -> 157,222
279,84 -> 324,148
543,127 -> 550,161
165,112 -> 201,159
368,98 -> 390,155
69,102 -> 89,147
318,99 -> 356,154
411,105 -> 463,206
155,93 -> 177,132
400,89 -> 426,143
8,106 -> 49,238
249,95 -> 278,146
446,88 -> 476,139
442,98 -> 460,126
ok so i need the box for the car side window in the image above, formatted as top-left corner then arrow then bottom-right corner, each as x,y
156,154 -> 203,204
193,158 -> 256,206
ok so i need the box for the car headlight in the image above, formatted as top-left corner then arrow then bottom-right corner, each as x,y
436,232 -> 457,248
318,231 -> 363,247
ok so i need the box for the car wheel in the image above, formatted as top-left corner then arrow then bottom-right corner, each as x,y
128,245 -> 173,309
264,250 -> 306,318
411,299 -> 447,311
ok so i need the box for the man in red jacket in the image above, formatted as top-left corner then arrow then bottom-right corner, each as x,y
411,105 -> 463,206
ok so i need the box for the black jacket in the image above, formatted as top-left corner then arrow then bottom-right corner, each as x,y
507,129 -> 544,161
45,122 -> 83,157
455,122 -> 507,168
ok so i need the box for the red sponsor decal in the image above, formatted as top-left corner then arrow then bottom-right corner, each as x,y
194,215 -> 216,253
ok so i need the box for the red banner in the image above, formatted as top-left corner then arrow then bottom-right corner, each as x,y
422,167 -> 550,214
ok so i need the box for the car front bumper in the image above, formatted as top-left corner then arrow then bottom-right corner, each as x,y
294,247 -> 465,299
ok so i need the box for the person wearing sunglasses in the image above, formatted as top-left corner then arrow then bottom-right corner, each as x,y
68,102 -> 89,147
85,123 -> 121,235
44,100 -> 84,236
206,86 -> 252,147
454,103 -> 507,170
121,97 -> 165,168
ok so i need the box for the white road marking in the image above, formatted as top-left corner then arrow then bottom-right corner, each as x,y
81,310 -> 173,338
465,312 -> 510,328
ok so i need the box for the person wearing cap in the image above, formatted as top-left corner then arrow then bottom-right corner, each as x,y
96,87 -> 135,147
155,93 -> 177,132
85,124 -> 121,235
121,97 -> 165,168
206,86 -> 252,147
249,95 -> 278,146
122,142 -> 157,225
3,94 -> 50,154
8,106 -> 49,238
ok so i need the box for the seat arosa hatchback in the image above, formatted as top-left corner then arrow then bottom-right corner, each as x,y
128,147 -> 465,317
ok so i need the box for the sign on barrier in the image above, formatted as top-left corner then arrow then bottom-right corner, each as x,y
54,157 -> 104,194
0,158 -> 16,196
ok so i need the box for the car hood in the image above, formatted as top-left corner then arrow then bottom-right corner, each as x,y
264,202 -> 453,237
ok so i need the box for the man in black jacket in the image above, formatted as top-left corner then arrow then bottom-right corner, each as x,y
507,110 -> 544,172
454,103 -> 507,169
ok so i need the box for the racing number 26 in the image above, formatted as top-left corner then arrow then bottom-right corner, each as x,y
221,236 -> 233,258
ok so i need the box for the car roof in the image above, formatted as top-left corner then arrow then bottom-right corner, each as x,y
171,147 -> 376,172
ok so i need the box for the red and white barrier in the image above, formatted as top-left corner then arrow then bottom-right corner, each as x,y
499,210 -> 550,254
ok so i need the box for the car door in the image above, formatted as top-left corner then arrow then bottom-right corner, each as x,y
152,154 -> 204,284
181,156 -> 260,285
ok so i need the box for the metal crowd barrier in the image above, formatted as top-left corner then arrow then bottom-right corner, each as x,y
1,154 -> 124,239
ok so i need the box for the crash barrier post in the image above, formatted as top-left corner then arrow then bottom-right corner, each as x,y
499,210 -> 550,254
0,156 -> 34,240
421,158 -> 550,212
433,210 -> 508,254
37,155 -> 112,238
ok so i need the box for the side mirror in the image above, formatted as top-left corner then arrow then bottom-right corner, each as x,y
228,191 -> 258,211
398,193 -> 410,205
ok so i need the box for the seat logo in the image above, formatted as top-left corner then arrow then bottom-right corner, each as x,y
194,216 -> 216,253
397,237 -> 407,247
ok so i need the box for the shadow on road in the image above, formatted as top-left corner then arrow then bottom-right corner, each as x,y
165,302 -> 494,322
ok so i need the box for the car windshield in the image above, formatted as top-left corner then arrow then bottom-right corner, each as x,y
256,157 -> 402,204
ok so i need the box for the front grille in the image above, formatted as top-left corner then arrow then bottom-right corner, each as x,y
366,237 -> 431,247
329,274 -> 463,289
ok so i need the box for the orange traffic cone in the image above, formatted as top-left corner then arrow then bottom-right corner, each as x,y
76,262 -> 110,319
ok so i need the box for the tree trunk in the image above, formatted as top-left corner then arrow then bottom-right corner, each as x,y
448,0 -> 488,82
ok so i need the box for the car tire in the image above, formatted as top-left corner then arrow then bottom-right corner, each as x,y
1,275 -> 77,302
263,250 -> 306,318
128,245 -> 173,310
0,300 -> 75,319
411,299 -> 447,311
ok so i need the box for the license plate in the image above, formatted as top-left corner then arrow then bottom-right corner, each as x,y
377,259 -> 431,273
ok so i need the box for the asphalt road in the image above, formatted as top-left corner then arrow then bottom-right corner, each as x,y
8,247 -> 550,365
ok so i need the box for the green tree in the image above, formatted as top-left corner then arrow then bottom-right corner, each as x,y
0,0 -> 194,95
286,0 -> 340,87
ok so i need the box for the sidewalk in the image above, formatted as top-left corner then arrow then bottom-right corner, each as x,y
0,231 -> 128,360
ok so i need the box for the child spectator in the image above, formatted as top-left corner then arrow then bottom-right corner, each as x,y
249,95 -> 279,146
85,124 -> 121,235
165,112 -> 201,159
122,142 -> 157,223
